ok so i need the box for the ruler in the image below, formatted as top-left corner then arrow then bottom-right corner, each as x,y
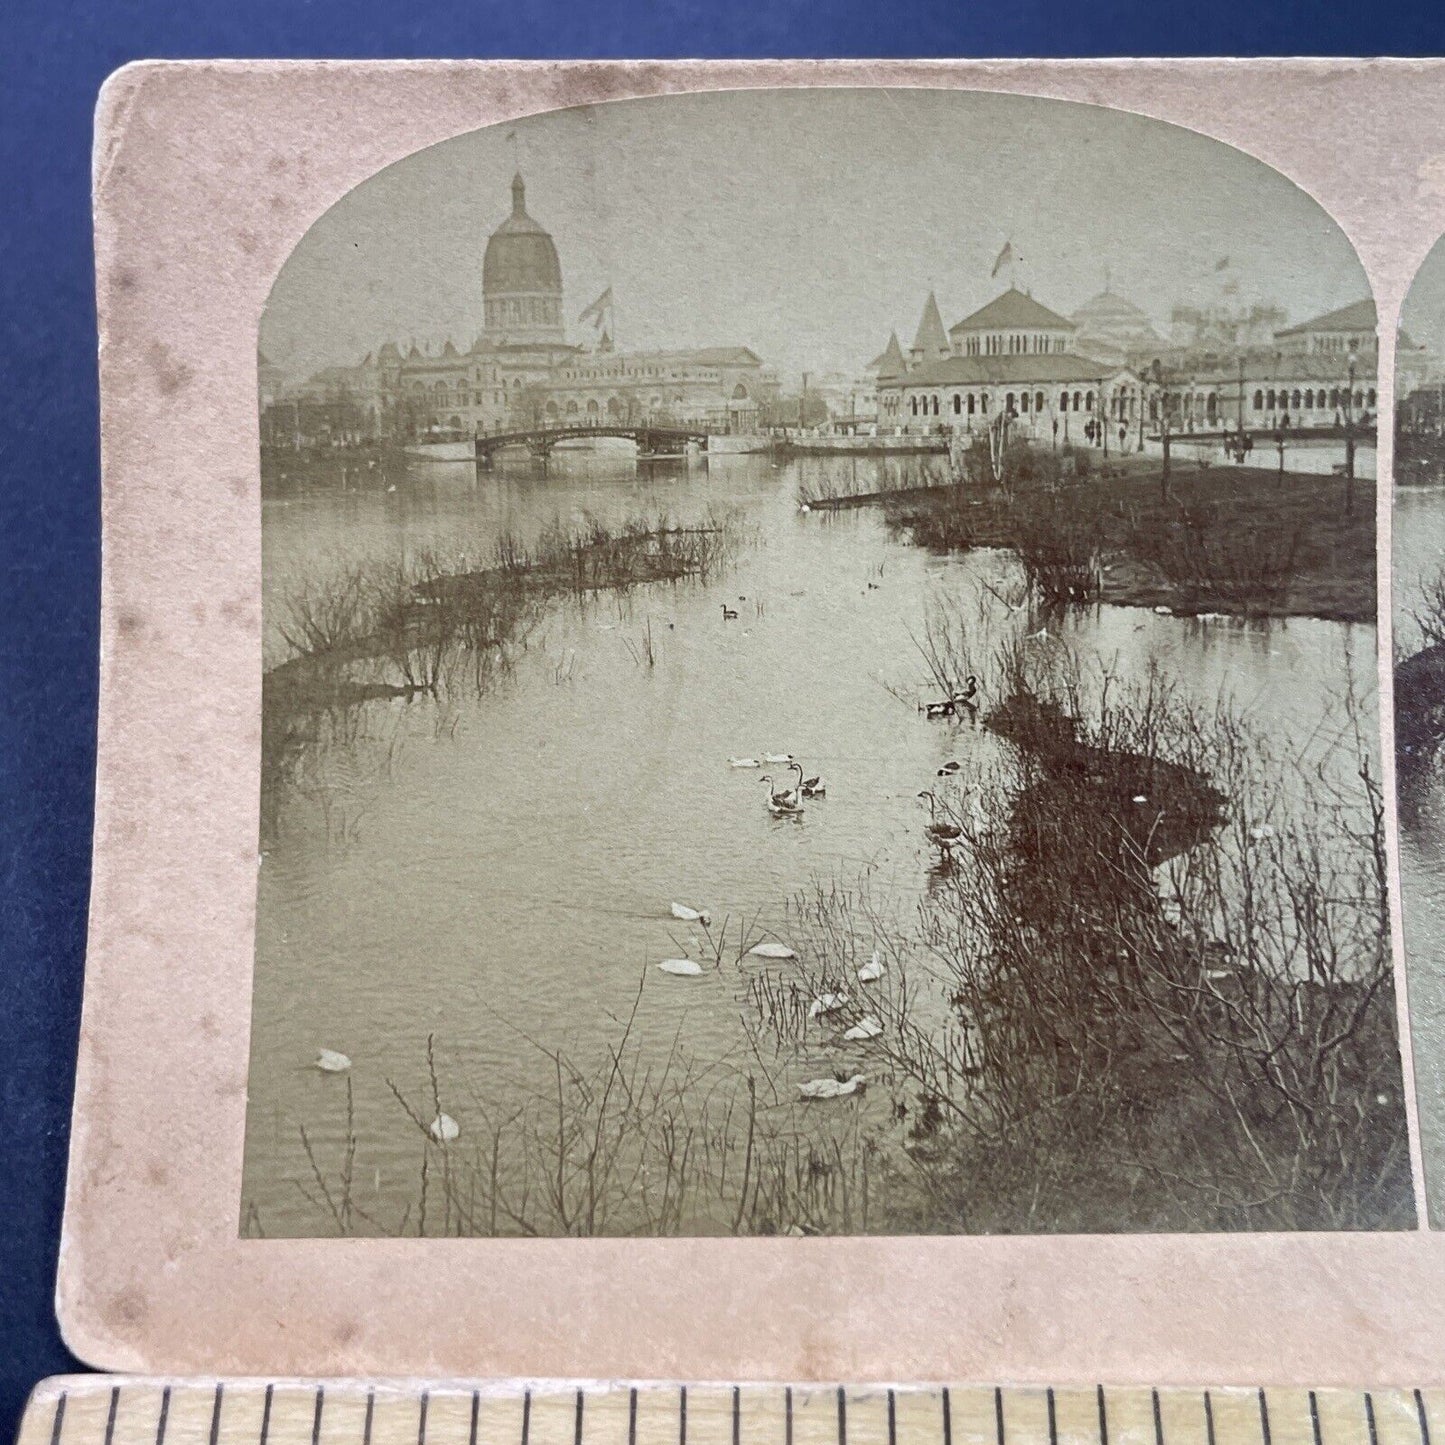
14,1383 -> 1444,1445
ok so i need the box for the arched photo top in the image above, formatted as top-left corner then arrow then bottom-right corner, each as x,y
258,86 -> 1375,418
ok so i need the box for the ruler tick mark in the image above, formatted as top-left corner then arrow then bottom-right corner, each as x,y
733,1388 -> 741,1445
363,1393 -> 374,1445
837,1388 -> 847,1445
1259,1392 -> 1272,1445
156,1388 -> 172,1445
311,1390 -> 324,1445
679,1387 -> 686,1445
888,1391 -> 897,1445
522,1392 -> 531,1445
1310,1393 -> 1322,1445
1097,1387 -> 1108,1445
1048,1390 -> 1058,1445
260,1386 -> 274,1445
104,1388 -> 120,1445
419,1393 -> 429,1445
942,1389 -> 952,1445
1366,1394 -> 1380,1445
209,1386 -> 225,1445
785,1388 -> 792,1445
629,1389 -> 637,1445
574,1390 -> 583,1445
470,1394 -> 479,1445
1417,1391 -> 1433,1445
1204,1392 -> 1215,1445
995,1387 -> 1006,1445
49,1393 -> 66,1445
1152,1390 -> 1163,1445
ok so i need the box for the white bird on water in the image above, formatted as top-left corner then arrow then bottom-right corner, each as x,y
658,958 -> 703,977
809,993 -> 849,1019
858,951 -> 885,983
429,1113 -> 460,1143
764,752 -> 794,764
748,941 -> 797,960
798,1074 -> 867,1100
671,902 -> 712,925
315,1048 -> 351,1074
729,757 -> 761,768
844,1016 -> 884,1042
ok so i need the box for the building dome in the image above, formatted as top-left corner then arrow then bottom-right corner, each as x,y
1071,289 -> 1163,364
482,173 -> 565,345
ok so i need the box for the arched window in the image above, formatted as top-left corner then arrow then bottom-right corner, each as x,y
1253,390 -> 1264,411
1085,391 -> 1095,411
968,394 -> 976,415
732,383 -> 749,400
1267,389 -> 1276,409
1355,389 -> 1365,409
586,399 -> 599,415
952,394 -> 961,414
1021,392 -> 1030,413
910,397 -> 918,416
1368,388 -> 1377,408
1073,391 -> 1082,410
1035,392 -> 1045,413
544,401 -> 559,418
1291,389 -> 1302,409
566,400 -> 579,414
1005,392 -> 1016,415
1060,391 -> 1069,412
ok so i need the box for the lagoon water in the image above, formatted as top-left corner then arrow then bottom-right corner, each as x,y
1393,483 -> 1445,1222
241,448 -> 1379,1236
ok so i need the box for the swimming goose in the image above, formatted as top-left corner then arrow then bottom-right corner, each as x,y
918,790 -> 963,853
722,605 -> 739,620
798,1074 -> 867,1100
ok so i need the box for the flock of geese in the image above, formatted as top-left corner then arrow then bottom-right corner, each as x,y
725,753 -> 826,816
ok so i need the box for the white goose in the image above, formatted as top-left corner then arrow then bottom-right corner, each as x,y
798,1074 -> 867,1100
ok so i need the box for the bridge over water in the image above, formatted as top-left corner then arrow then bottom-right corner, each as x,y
474,422 -> 716,468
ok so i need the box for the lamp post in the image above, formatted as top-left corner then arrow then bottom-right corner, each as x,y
1274,424 -> 1285,480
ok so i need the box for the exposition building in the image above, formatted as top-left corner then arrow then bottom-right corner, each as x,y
875,275 -> 1390,444
274,173 -> 769,440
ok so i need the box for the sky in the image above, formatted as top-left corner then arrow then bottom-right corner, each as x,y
261,88 -> 1372,386
1403,233 -> 1445,358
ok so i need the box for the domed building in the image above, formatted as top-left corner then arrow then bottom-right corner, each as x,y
280,171 -> 771,443
1070,288 -> 1165,367
482,173 -> 566,346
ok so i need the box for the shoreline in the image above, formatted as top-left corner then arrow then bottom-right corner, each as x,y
807,461 -> 1376,625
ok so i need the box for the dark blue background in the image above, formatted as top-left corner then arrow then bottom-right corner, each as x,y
3,0 -> 1444,1437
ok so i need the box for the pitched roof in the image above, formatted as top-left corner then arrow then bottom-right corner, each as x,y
911,292 -> 950,358
1276,298 -> 1376,337
871,331 -> 906,378
882,354 -> 1135,388
950,287 -> 1076,335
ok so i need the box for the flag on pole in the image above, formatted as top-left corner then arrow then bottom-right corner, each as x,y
578,287 -> 613,327
991,241 -> 1015,279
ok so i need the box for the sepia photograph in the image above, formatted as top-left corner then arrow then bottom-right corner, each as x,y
240,87 -> 1410,1240
1393,233 -> 1445,1225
